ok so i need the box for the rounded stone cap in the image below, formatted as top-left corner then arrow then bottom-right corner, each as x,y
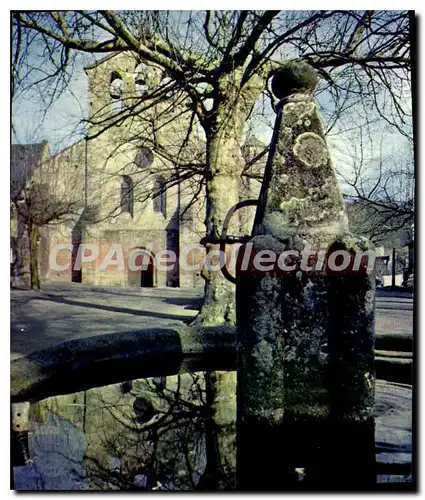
271,62 -> 318,99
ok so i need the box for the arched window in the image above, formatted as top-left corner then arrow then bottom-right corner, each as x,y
134,64 -> 149,97
121,175 -> 134,217
135,75 -> 148,97
110,71 -> 124,112
135,147 -> 154,168
160,73 -> 174,98
153,178 -> 166,217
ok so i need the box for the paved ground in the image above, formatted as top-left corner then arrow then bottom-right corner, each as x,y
10,284 -> 203,359
375,380 -> 412,483
11,284 -> 413,359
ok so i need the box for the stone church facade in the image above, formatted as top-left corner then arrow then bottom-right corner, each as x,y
12,52 -> 263,289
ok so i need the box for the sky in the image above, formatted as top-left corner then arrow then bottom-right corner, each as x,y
11,11 -> 414,201
12,51 -> 92,151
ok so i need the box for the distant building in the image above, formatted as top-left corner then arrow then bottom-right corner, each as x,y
11,53 -> 263,288
11,141 -> 50,285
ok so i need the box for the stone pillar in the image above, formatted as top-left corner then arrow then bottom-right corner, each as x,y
236,62 -> 376,490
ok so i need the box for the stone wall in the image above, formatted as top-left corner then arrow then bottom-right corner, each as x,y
36,53 -> 205,288
18,52 -> 264,290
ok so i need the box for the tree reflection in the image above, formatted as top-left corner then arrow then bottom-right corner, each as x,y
27,372 -> 235,490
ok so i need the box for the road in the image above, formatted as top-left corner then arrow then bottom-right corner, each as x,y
11,284 -> 413,359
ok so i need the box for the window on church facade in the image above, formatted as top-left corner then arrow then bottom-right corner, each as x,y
110,71 -> 124,113
134,64 -> 149,97
135,147 -> 154,168
160,72 -> 175,99
121,175 -> 134,217
135,76 -> 148,97
153,178 -> 166,217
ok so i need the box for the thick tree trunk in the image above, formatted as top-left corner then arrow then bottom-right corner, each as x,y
194,85 -> 263,489
194,128 -> 245,326
194,73 -> 265,327
194,129 -> 241,490
28,223 -> 40,290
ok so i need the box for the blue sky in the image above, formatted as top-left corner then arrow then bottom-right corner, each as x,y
12,51 -> 92,152
11,16 -> 413,202
12,57 -> 413,202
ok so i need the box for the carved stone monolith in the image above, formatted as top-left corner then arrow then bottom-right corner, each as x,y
236,62 -> 376,490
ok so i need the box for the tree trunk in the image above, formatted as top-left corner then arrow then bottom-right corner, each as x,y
194,126 -> 242,489
194,73 -> 265,327
28,223 -> 40,290
193,89 -> 261,489
194,127 -> 245,325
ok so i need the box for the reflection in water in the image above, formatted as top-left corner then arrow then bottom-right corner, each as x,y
14,412 -> 87,490
14,373 -> 235,491
12,376 -> 412,489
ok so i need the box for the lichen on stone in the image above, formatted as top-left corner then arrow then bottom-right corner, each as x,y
283,101 -> 316,123
279,195 -> 310,212
293,132 -> 328,167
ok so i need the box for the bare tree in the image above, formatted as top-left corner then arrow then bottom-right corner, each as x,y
12,10 -> 412,320
11,141 -> 85,289
12,11 -> 412,489
331,117 -> 414,244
